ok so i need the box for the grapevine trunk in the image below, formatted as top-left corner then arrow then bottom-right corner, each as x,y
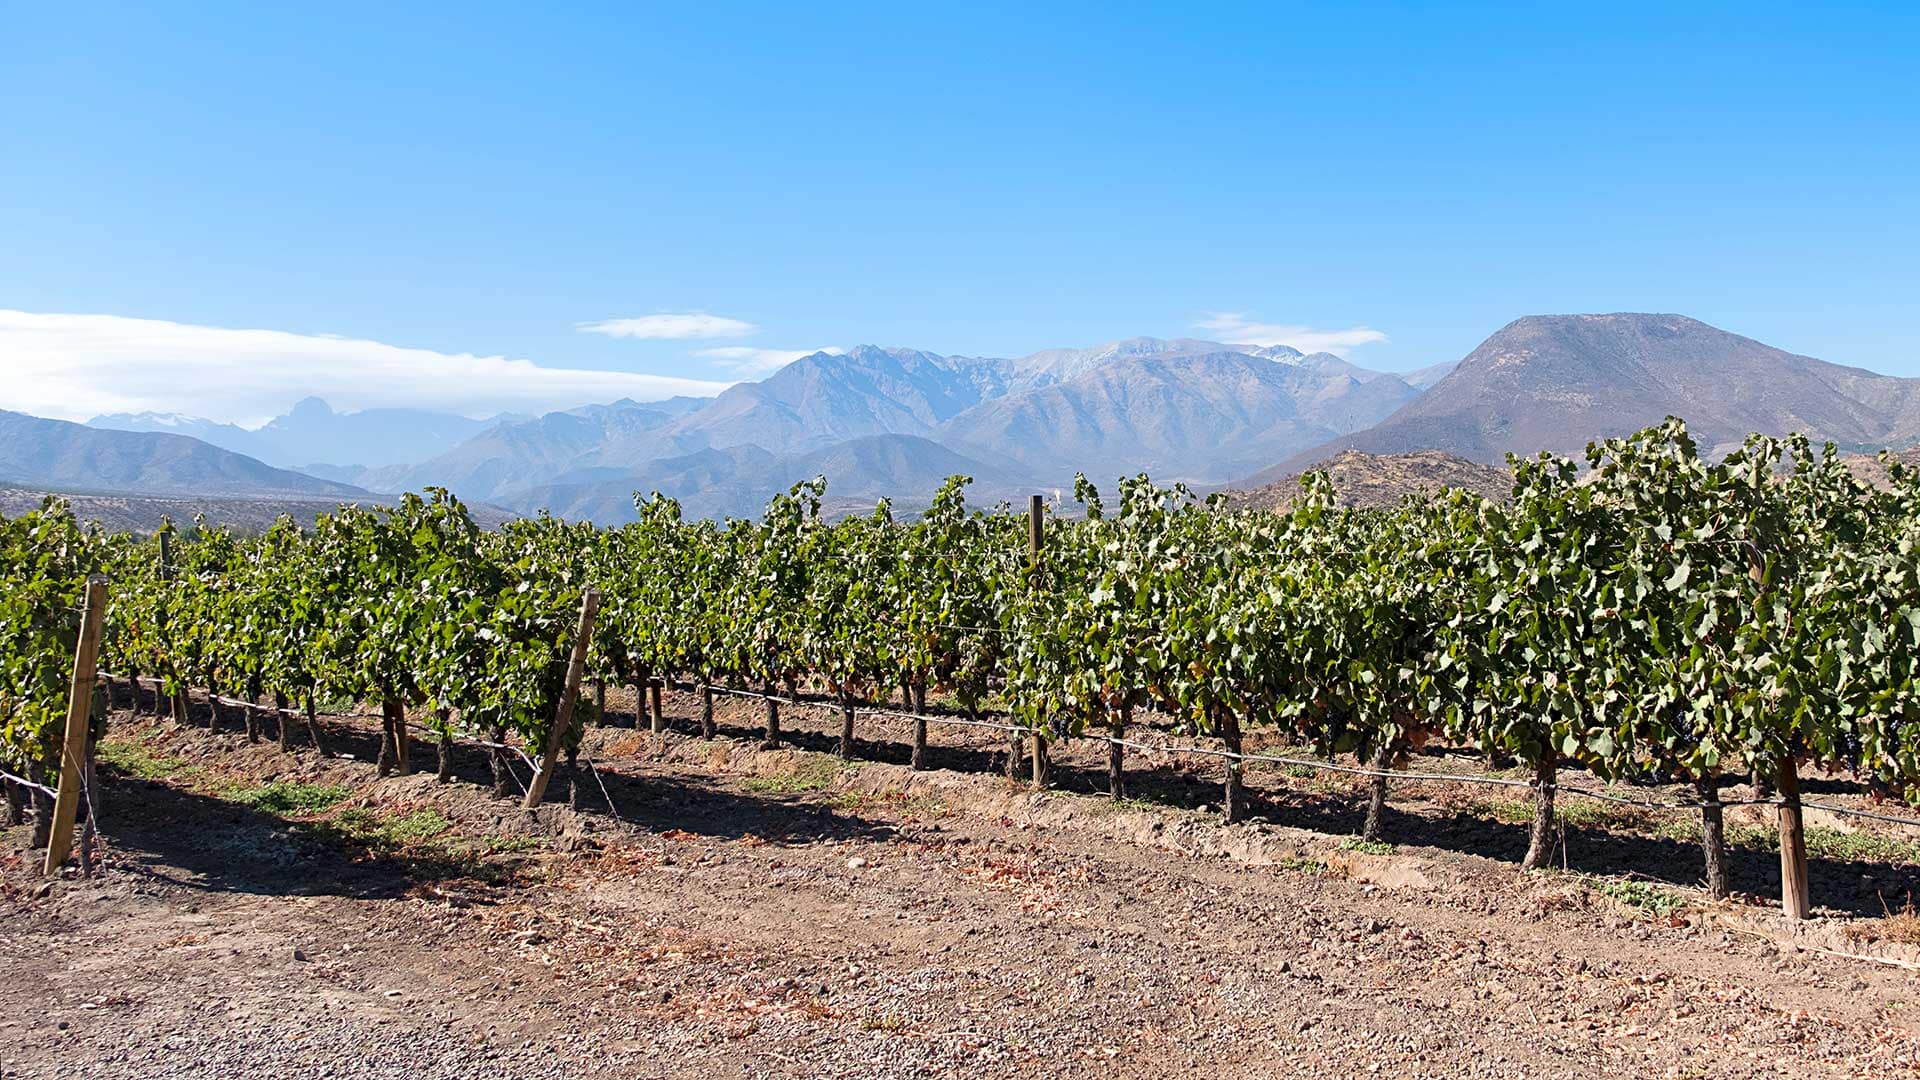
1696,776 -> 1730,900
1521,759 -> 1558,871
910,680 -> 928,771
1362,740 -> 1395,844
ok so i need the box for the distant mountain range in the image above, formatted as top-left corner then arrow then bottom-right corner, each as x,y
314,337 -> 1426,520
85,396 -> 672,469
0,410 -> 365,500
16,314 -> 1920,523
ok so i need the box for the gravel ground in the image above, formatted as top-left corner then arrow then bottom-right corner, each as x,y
3,690 -> 1918,1078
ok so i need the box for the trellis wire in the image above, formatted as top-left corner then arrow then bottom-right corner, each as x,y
0,768 -> 57,798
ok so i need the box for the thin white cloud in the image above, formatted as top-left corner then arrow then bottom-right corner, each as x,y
0,310 -> 733,425
693,345 -> 843,376
1195,313 -> 1388,357
576,313 -> 759,340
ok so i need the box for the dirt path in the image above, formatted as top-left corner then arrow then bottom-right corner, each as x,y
3,693 -> 1917,1078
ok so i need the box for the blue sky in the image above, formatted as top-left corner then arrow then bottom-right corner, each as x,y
3,2 -> 1917,421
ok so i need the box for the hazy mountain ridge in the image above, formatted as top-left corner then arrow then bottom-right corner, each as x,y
0,410 -> 368,499
353,335 -> 1424,513
503,434 -> 1035,523
938,348 -> 1421,482
88,396 -> 542,469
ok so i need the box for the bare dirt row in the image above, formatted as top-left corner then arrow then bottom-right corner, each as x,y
4,688 -> 1919,1078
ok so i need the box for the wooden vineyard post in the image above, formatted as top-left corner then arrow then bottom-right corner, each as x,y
45,576 -> 107,876
524,589 -> 601,809
1777,757 -> 1811,920
1026,494 -> 1050,791
700,683 -> 716,739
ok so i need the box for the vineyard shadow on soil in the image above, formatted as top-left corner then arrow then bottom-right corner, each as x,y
103,695 -> 1920,919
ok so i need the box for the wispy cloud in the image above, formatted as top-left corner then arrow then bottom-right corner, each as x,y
576,313 -> 759,340
1195,313 -> 1388,357
0,310 -> 734,425
693,345 -> 843,376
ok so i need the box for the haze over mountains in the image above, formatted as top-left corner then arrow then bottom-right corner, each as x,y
286,337 -> 1431,520
0,410 -> 364,500
88,396 -> 538,469
25,313 -> 1920,524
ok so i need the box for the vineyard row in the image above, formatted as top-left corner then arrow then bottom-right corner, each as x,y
7,418 -> 1920,920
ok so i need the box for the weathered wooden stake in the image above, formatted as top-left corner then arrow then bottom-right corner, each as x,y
1108,704 -> 1128,800
392,700 -> 411,775
1777,758 -> 1811,920
44,576 -> 107,876
524,589 -> 601,808
77,681 -> 105,875
699,684 -> 716,739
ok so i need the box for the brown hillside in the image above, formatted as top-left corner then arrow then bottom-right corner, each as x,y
1220,449 -> 1510,510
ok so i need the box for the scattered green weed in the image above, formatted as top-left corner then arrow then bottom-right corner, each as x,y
1717,822 -> 1920,865
825,789 -> 947,817
320,807 -> 455,852
743,755 -> 856,795
1593,878 -> 1687,917
1467,798 -> 1535,825
96,740 -> 191,781
228,780 -> 351,815
1340,837 -> 1394,855
1082,794 -> 1161,815
483,833 -> 546,855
